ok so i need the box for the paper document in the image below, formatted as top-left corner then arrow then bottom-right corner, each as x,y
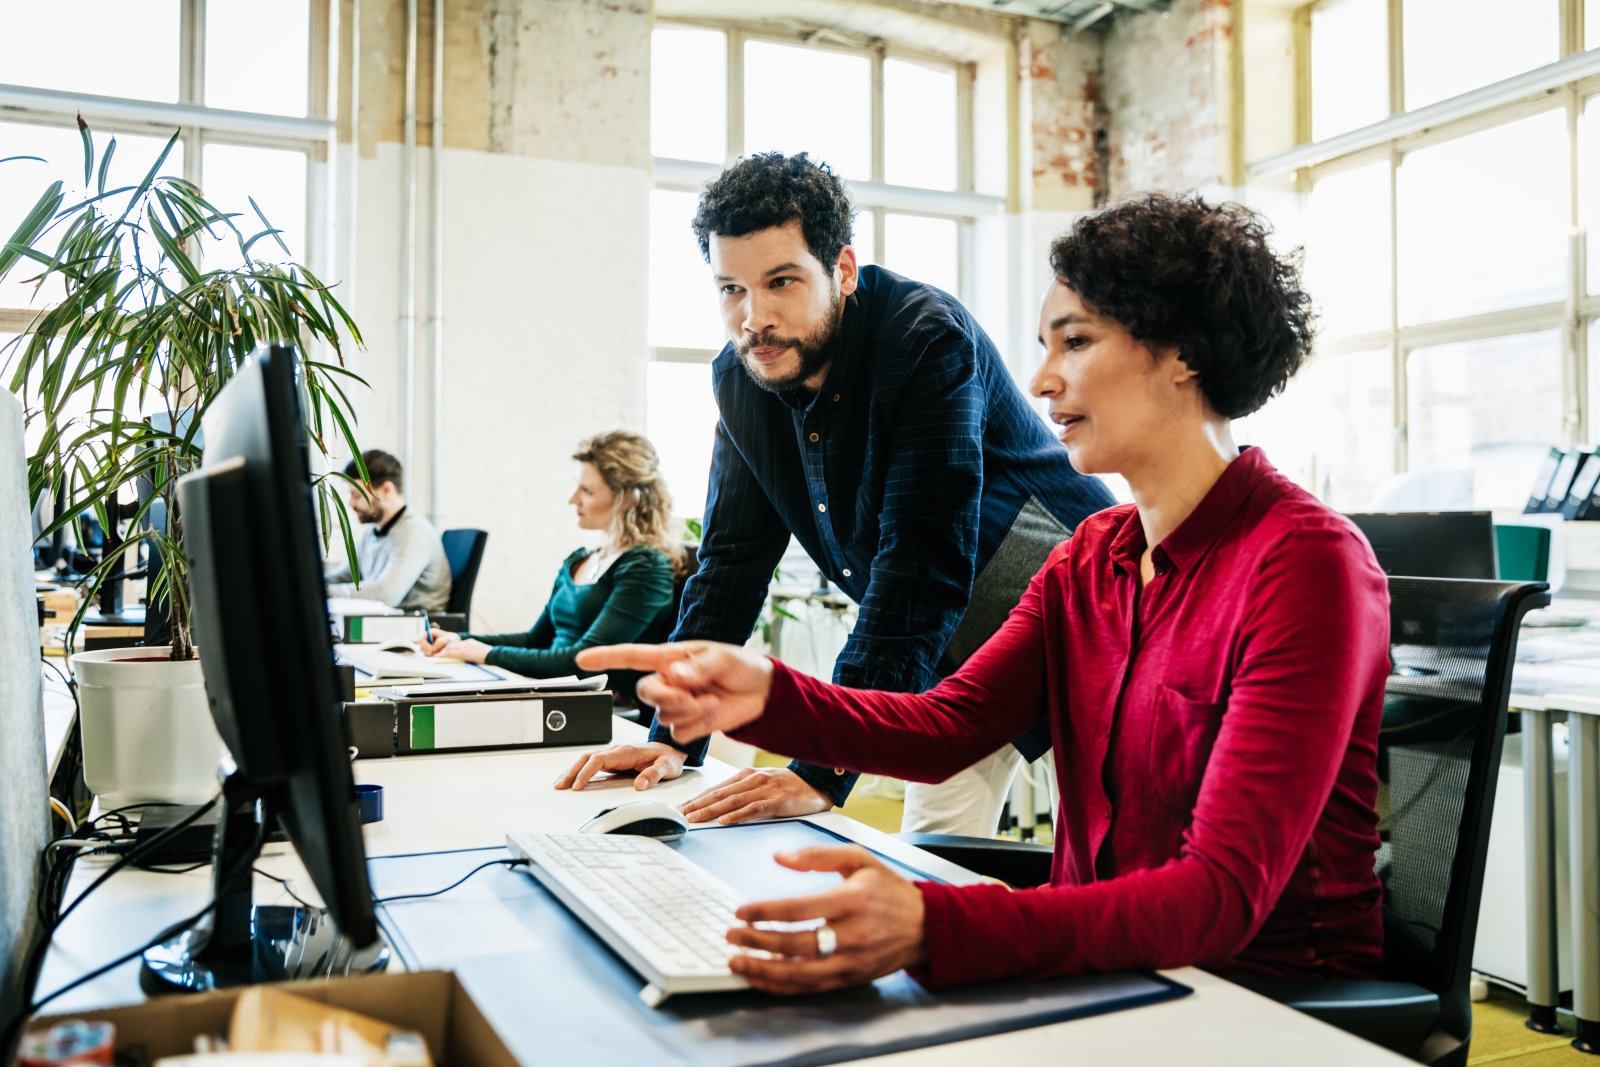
327,597 -> 403,617
338,644 -> 501,683
377,673 -> 609,699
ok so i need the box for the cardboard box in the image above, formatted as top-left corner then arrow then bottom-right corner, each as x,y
26,970 -> 516,1066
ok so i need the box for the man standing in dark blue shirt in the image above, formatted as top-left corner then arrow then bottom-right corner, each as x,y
557,153 -> 1114,833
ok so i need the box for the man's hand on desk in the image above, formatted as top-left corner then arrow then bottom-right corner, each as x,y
726,845 -> 929,994
554,742 -> 688,791
679,768 -> 831,825
421,629 -> 491,664
574,641 -> 773,741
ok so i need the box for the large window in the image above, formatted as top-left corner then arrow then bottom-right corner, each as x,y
648,21 -> 978,518
1251,0 -> 1600,511
0,1 -> 320,329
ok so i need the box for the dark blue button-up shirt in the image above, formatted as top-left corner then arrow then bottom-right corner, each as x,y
652,265 -> 1115,804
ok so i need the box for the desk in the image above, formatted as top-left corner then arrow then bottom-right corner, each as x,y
35,720 -> 1412,1065
41,663 -> 75,781
1510,603 -> 1600,1045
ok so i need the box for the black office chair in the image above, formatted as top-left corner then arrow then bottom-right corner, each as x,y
611,543 -> 699,715
1240,577 -> 1547,1065
902,576 -> 1549,1067
441,528 -> 488,622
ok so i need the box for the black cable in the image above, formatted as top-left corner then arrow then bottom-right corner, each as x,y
5,814 -> 259,1055
52,792 -> 221,930
24,895 -> 220,1019
38,656 -> 72,694
372,858 -> 527,906
9,788 -> 226,1053
26,821 -> 259,1021
253,868 -> 316,910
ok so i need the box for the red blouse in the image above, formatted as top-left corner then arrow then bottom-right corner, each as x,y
730,447 -> 1390,987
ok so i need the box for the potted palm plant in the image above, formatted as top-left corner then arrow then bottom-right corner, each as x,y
1,119 -> 369,803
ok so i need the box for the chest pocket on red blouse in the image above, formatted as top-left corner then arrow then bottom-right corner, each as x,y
1148,684 -> 1227,813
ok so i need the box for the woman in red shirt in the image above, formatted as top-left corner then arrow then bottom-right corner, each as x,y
578,194 -> 1390,994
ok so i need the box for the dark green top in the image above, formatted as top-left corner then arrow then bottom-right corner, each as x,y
466,545 -> 674,679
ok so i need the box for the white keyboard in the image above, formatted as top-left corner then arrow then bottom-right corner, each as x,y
505,831 -> 752,1006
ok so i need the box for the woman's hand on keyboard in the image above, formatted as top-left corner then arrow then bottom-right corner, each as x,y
724,845 -> 928,994
576,642 -> 773,742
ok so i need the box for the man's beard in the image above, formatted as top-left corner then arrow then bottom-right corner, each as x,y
734,288 -> 842,394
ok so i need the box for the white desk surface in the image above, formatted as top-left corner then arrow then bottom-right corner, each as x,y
37,720 -> 1411,1065
41,660 -> 75,778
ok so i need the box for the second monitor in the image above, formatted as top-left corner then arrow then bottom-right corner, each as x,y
1345,511 -> 1498,580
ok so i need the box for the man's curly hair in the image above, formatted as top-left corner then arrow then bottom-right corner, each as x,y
1049,194 -> 1316,419
692,152 -> 854,268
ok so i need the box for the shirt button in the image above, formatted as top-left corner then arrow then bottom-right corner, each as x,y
842,568 -> 852,578
818,503 -> 827,513
809,432 -> 819,443
834,768 -> 846,776
832,393 -> 841,402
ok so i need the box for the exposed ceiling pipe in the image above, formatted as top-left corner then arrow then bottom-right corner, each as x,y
401,0 -> 419,474
429,0 -> 445,524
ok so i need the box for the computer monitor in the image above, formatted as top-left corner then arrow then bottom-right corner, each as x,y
142,345 -> 384,992
1345,511 -> 1499,580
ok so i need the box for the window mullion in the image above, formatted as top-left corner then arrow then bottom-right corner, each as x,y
870,42 -> 885,185
1568,84 -> 1586,440
181,0 -> 204,106
726,27 -> 743,162
1388,142 -> 1406,474
1388,0 -> 1405,116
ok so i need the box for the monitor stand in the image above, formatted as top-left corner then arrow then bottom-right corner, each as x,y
139,772 -> 388,994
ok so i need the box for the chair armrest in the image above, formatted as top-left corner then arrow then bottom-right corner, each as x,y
895,833 -> 1053,888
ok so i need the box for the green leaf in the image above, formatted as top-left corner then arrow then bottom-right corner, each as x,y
0,181 -> 65,280
77,115 -> 93,188
95,136 -> 116,196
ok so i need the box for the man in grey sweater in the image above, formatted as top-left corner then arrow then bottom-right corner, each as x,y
325,450 -> 452,613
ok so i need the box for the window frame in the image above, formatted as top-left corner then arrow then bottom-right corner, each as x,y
648,17 -> 995,366
0,0 -> 330,336
1282,0 -> 1597,488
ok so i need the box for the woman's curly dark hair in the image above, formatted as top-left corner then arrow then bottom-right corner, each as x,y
1049,194 -> 1316,419
692,152 -> 854,268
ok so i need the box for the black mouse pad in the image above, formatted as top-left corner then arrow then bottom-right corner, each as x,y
369,822 -> 1191,1067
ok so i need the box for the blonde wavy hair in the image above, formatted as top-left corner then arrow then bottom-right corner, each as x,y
573,430 -> 687,579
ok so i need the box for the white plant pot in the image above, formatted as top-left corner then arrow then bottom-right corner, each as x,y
72,647 -> 223,806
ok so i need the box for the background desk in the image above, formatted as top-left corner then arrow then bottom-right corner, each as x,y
35,719 -> 1412,1065
1509,605 -> 1600,1038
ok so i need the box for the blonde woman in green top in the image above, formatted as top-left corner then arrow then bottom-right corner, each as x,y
422,431 -> 684,681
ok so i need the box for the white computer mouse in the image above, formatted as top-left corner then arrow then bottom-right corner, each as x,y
579,800 -> 690,842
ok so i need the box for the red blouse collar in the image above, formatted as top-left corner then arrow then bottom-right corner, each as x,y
1107,446 -> 1276,576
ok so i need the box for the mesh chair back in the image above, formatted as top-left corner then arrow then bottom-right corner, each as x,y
1378,578 -> 1547,1018
441,528 -> 488,617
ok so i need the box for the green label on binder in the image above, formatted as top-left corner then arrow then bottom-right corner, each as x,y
411,706 -> 435,750
348,617 -> 363,642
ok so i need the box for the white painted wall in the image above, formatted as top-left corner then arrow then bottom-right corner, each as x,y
333,142 -> 651,633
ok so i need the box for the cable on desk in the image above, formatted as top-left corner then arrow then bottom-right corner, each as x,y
52,792 -> 222,931
372,858 -> 528,906
254,868 -> 316,910
47,798 -> 77,833
3,814 -> 260,1056
5,791 -> 226,1057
